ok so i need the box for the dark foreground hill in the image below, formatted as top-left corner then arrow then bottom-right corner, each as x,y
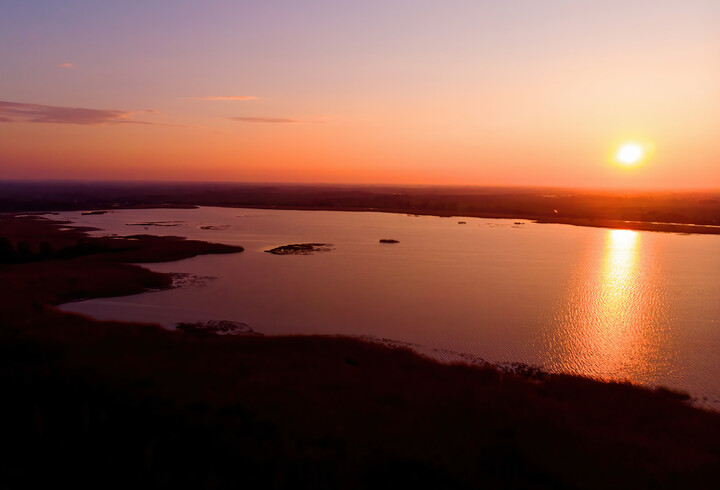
1,214 -> 719,489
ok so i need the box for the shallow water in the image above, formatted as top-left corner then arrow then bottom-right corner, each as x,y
57,207 -> 720,408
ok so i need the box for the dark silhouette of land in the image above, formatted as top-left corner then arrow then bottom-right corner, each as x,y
265,243 -> 335,255
1,213 -> 720,489
2,180 -> 720,234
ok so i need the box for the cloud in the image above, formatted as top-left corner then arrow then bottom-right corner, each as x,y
192,96 -> 258,101
229,116 -> 330,124
58,63 -> 75,69
230,116 -> 301,123
0,100 -> 156,125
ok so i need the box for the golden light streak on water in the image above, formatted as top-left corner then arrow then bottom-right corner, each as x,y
592,230 -> 642,375
542,229 -> 675,384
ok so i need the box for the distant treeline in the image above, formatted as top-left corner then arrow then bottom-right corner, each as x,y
0,237 -> 110,264
1,180 -> 719,225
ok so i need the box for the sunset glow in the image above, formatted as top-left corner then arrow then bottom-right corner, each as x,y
1,1 -> 719,188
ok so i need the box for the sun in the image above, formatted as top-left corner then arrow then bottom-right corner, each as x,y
615,143 -> 645,166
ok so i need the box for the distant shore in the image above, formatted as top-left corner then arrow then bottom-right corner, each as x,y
24,202 -> 720,235
207,203 -> 720,235
2,181 -> 719,236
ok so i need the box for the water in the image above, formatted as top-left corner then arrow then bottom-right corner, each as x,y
57,207 -> 720,408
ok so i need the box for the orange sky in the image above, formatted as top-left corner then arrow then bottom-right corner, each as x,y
1,1 -> 719,189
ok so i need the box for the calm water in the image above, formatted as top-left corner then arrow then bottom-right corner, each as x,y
57,207 -> 720,408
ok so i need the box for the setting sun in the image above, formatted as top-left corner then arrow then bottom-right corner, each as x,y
616,143 -> 645,166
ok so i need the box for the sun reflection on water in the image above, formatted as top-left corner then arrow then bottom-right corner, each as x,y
599,229 -> 640,327
542,229 -> 675,384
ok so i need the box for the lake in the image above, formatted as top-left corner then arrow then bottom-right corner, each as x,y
57,207 -> 720,409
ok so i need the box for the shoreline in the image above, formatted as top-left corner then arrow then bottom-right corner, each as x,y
47,207 -> 720,406
2,212 -> 720,487
211,204 -> 720,235
50,203 -> 720,236
3,181 -> 720,236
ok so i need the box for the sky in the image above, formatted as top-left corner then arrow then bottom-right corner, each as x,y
1,0 -> 718,188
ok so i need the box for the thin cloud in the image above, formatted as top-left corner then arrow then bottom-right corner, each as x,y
0,100 -> 157,125
230,116 -> 301,124
58,63 -> 75,69
192,96 -> 258,101
230,116 -> 330,124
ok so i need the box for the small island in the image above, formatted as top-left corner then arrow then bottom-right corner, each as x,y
176,320 -> 260,337
126,221 -> 184,227
265,243 -> 335,255
200,224 -> 230,230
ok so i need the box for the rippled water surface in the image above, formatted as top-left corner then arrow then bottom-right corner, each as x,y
57,207 -> 720,407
